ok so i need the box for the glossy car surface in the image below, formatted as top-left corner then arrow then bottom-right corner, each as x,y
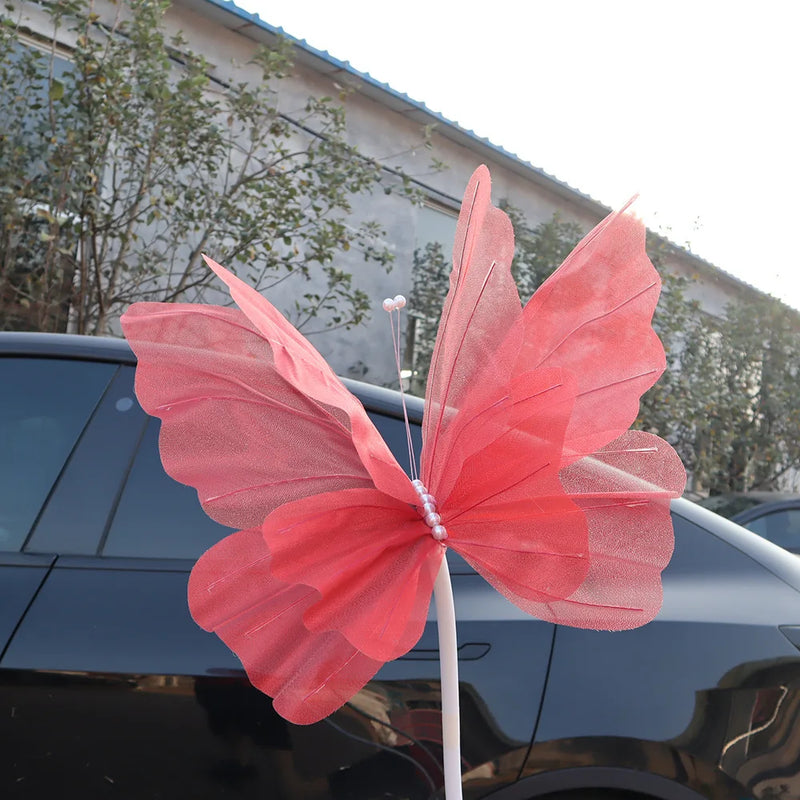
4,332 -> 800,800
699,492 -> 800,553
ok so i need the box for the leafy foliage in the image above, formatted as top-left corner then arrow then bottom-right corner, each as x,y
503,203 -> 584,303
642,286 -> 800,494
0,0 -> 421,334
637,239 -> 800,493
405,240 -> 449,396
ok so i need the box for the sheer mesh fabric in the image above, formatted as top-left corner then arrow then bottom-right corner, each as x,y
203,257 -> 416,505
422,167 -> 524,496
122,302 -> 411,529
519,208 -> 665,464
263,488 -> 442,662
439,368 -> 589,602
459,431 -> 684,630
188,528 -> 383,724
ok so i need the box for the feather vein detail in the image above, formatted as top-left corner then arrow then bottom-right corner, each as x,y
534,279 -> 660,365
121,164 -> 685,725
201,474 -> 372,505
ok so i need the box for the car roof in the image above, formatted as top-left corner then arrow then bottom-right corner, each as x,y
698,491 -> 800,521
0,331 -> 424,423
0,331 -> 136,364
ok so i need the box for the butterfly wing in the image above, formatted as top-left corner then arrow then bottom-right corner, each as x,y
262,488 -> 442,662
203,257 -> 415,503
121,271 -> 415,531
519,203 -> 665,464
416,167 -> 591,615
515,201 -> 685,628
418,167 -> 683,631
440,368 -> 591,608
122,265 -> 422,723
421,165 -> 526,500
188,527 -> 384,724
552,430 -> 685,629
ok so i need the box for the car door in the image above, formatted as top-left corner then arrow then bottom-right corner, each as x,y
0,355 -> 120,655
2,376 -> 553,798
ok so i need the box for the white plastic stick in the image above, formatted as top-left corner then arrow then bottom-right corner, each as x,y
433,552 -> 463,800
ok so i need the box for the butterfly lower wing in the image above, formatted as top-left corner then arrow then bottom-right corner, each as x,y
519,207 -> 665,464
446,424 -> 682,630
544,430 -> 685,629
122,300 -> 412,530
189,528 -> 383,724
262,488 -> 442,663
441,369 -> 591,608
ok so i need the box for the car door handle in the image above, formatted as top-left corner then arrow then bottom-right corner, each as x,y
399,642 -> 490,661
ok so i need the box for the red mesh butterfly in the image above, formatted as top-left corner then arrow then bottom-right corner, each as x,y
121,165 -> 685,725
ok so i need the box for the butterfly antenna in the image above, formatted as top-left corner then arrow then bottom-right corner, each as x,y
382,295 -> 418,481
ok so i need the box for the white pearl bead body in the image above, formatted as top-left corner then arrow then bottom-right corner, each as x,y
412,482 -> 448,542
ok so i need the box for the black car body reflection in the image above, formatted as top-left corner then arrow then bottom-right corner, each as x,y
3,332 -> 800,800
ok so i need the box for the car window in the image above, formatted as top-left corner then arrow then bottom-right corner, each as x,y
366,410 -> 422,476
101,417 -> 235,559
665,511 -> 745,574
101,408 -> 424,560
0,357 -> 116,552
744,509 -> 800,551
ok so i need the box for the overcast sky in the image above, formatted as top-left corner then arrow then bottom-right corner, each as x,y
241,0 -> 800,307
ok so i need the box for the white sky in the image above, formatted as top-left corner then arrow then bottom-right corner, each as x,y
241,0 -> 800,307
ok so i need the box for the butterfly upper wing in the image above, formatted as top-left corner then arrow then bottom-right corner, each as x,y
121,303 -> 375,529
513,202 -> 684,627
204,257 -> 416,505
421,165 -> 526,502
416,167 -> 591,611
518,205 -> 665,464
121,265 -> 415,531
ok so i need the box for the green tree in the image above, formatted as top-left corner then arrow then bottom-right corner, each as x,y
636,239 -> 713,476
0,0 -> 422,334
692,298 -> 800,494
638,254 -> 800,494
405,240 -> 449,396
503,204 -> 584,303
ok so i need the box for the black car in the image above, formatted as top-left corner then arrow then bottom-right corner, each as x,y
4,331 -> 800,800
699,492 -> 800,554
